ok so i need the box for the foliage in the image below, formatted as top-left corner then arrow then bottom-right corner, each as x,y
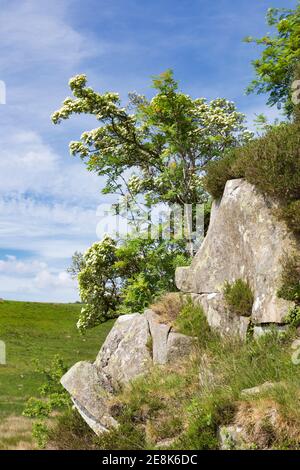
23,355 -> 71,448
77,234 -> 190,330
46,308 -> 300,450
204,121 -> 300,234
67,251 -> 85,278
245,3 -> 300,116
52,70 -> 251,208
77,235 -> 120,330
285,306 -> 300,328
47,409 -> 99,450
223,279 -> 254,317
203,150 -> 241,199
277,252 -> 300,303
174,299 -> 212,341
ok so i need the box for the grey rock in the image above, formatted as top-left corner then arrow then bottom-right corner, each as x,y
191,293 -> 250,340
219,425 -> 247,450
253,325 -> 288,339
166,332 -> 196,362
176,179 -> 297,326
60,361 -> 118,435
291,338 -> 300,350
144,309 -> 171,365
241,382 -> 275,398
95,313 -> 152,390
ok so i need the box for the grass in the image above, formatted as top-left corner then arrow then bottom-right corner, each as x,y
47,302 -> 300,450
0,300 -> 114,449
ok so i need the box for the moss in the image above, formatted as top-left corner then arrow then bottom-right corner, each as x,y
223,279 -> 254,317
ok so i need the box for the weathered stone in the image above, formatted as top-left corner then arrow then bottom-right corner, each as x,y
291,338 -> 300,350
218,425 -> 247,450
94,313 -> 152,389
191,293 -> 250,340
241,382 -> 275,398
253,325 -> 288,339
61,312 -> 200,436
60,361 -> 118,435
166,332 -> 195,362
176,179 -> 297,330
144,309 -> 171,365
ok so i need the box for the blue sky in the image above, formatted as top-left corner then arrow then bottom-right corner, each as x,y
0,0 -> 297,302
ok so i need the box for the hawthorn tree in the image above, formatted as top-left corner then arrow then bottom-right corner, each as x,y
76,234 -> 190,330
246,3 -> 300,117
52,70 -> 251,208
53,71 -> 251,329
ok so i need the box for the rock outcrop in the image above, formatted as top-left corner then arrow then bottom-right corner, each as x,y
61,310 -> 195,435
176,179 -> 298,338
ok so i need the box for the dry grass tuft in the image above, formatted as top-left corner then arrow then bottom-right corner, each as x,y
235,398 -> 300,449
150,292 -> 184,324
0,415 -> 35,450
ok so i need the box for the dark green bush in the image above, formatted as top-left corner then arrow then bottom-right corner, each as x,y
203,151 -> 240,200
277,253 -> 300,303
284,306 -> 300,328
204,122 -> 300,234
223,279 -> 254,317
232,122 -> 300,203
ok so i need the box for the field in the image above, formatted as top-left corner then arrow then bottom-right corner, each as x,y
0,301 -> 114,450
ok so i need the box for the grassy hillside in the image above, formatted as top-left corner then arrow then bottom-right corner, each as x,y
0,300 -> 114,449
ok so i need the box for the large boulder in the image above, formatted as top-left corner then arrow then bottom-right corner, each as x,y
61,311 -> 195,434
61,361 -> 118,435
176,179 -> 297,335
94,313 -> 152,390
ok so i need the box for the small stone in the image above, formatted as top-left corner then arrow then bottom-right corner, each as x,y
253,325 -> 288,339
241,381 -> 275,397
218,425 -> 246,450
291,338 -> 300,350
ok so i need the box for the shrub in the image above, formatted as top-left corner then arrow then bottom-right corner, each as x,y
277,200 -> 300,235
285,306 -> 300,328
203,151 -> 241,200
223,279 -> 254,317
76,235 -> 191,331
232,122 -> 300,204
47,409 -> 98,450
204,121 -> 300,235
277,253 -> 300,303
23,356 -> 71,449
174,299 -> 213,343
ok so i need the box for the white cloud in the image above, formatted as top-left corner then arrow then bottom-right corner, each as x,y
0,255 -> 78,302
0,255 -> 46,274
0,0 -> 98,73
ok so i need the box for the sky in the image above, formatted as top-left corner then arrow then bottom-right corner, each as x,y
0,0 -> 297,303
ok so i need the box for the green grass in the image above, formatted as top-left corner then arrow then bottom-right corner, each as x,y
0,300 -> 114,419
